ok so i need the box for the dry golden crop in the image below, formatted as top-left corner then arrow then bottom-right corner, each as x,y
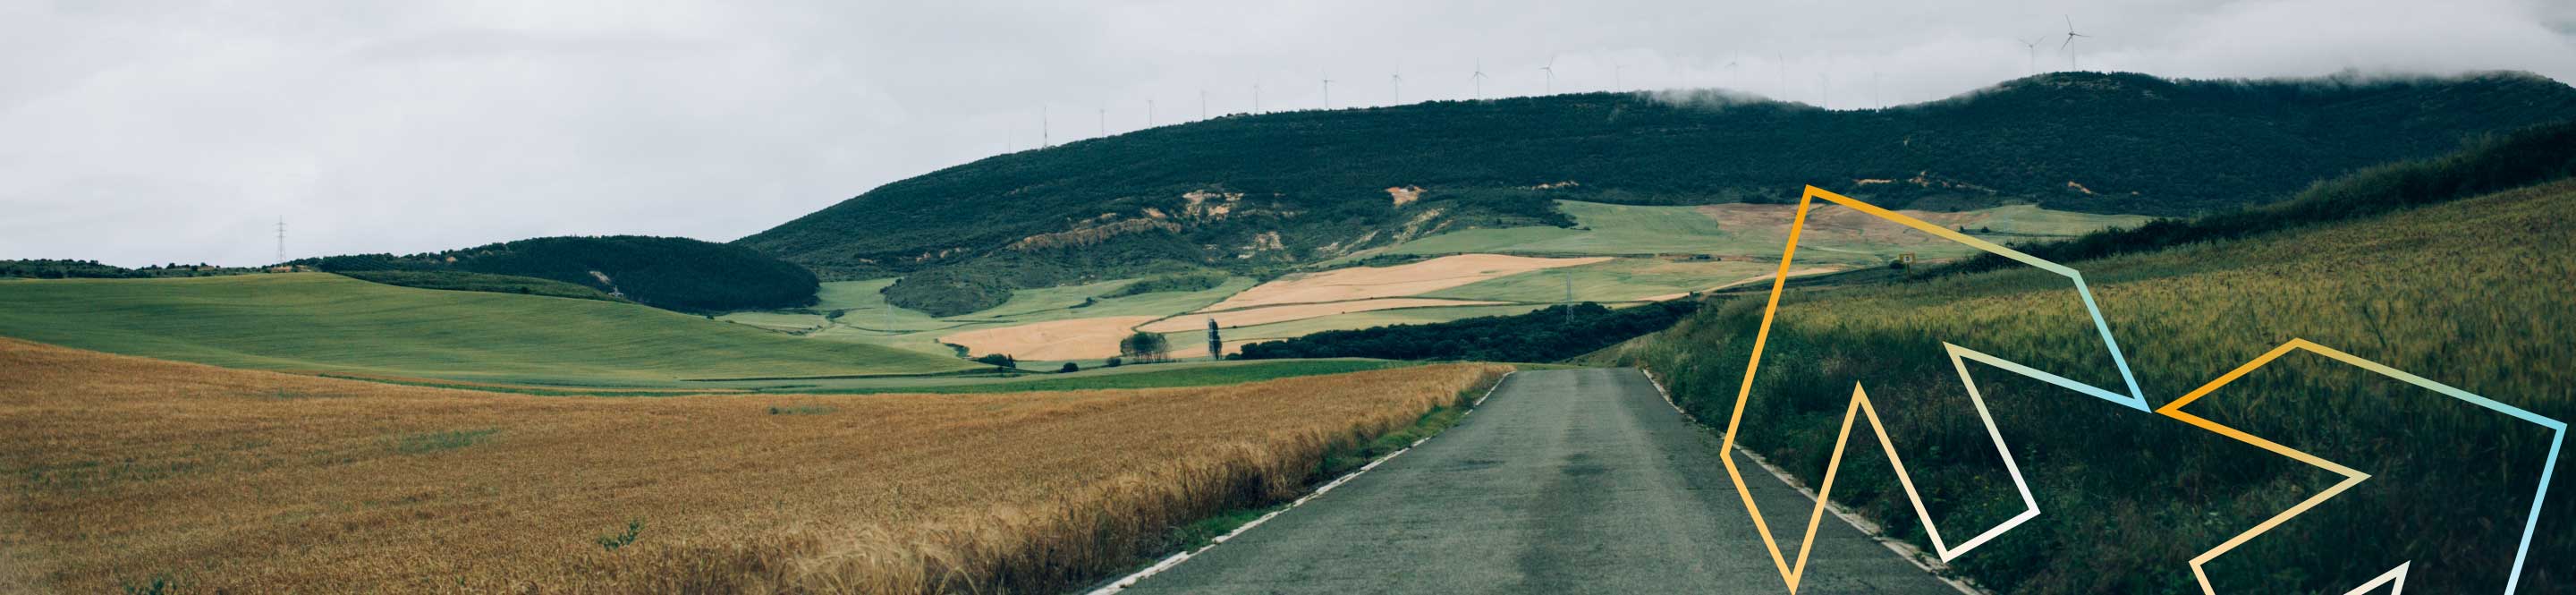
0,337 -> 1508,593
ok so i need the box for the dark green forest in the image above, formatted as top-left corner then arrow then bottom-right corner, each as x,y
291,235 -> 817,312
738,71 -> 2576,315
1237,300 -> 1699,362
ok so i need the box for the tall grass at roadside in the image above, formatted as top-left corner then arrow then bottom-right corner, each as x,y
1636,180 -> 2576,592
0,337 -> 1507,593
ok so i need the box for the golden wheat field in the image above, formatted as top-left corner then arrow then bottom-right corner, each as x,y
0,337 -> 1507,593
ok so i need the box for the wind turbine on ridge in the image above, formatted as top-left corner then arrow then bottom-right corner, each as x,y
1539,55 -> 1556,95
2061,15 -> 2092,71
1392,71 -> 1403,104
1321,75 -> 1334,109
2021,37 -> 2046,74
1471,59 -> 1489,99
1775,52 -> 1787,101
1819,72 -> 1830,109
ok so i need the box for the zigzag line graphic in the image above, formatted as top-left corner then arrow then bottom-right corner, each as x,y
1721,186 -> 2148,592
2156,339 -> 2565,595
1724,186 -> 2565,594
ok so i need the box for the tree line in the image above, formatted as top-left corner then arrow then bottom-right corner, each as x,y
1238,300 -> 1699,362
292,235 -> 818,313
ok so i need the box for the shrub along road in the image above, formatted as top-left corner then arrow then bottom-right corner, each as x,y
1119,368 -> 1959,594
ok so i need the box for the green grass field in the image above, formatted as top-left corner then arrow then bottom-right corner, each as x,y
0,274 -> 976,387
1381,200 -> 2151,263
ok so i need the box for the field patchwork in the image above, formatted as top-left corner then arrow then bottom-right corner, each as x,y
710,200 -> 2141,368
724,276 -> 1257,361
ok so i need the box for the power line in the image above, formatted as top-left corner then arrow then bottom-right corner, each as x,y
1563,269 -> 1574,325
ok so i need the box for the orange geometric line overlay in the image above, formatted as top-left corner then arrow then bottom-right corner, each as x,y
1722,186 -> 2131,592
2157,339 -> 2563,594
1717,186 -> 2563,594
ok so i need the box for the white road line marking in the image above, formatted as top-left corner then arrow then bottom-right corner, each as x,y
1639,368 -> 1990,595
1083,371 -> 1520,594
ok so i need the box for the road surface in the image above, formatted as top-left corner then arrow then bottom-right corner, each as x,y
1118,368 -> 1961,594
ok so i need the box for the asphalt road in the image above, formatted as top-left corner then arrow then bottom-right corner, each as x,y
1117,368 -> 1962,595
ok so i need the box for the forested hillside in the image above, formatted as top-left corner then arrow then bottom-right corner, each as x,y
292,235 -> 816,312
738,71 -> 2576,314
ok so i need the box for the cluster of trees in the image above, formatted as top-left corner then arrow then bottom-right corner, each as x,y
1923,118 -> 2576,278
739,72 -> 2576,310
1238,301 -> 1699,362
293,235 -> 818,313
1119,331 -> 1173,363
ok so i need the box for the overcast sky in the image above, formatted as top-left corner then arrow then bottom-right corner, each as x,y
4,0 -> 2572,268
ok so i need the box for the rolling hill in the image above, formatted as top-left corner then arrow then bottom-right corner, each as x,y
0,273 -> 973,386
738,71 -> 2576,315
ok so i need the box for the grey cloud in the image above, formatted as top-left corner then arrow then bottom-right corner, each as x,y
2,0 -> 2570,267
